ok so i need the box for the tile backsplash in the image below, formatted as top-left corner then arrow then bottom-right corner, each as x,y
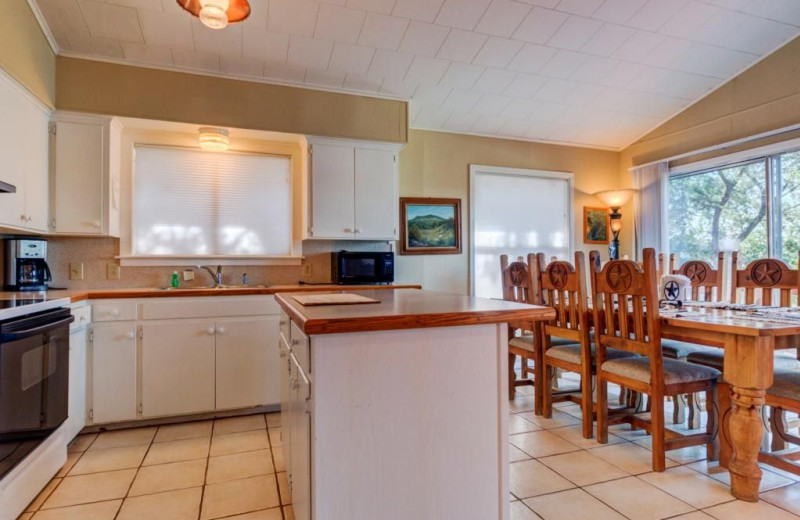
6,236 -> 394,290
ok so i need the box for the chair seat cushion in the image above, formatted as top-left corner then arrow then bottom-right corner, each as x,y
601,356 -> 721,385
509,335 -> 534,352
661,339 -> 718,359
545,344 -> 637,365
687,349 -> 800,370
768,370 -> 800,401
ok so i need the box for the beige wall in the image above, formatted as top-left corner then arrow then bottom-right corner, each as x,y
56,57 -> 407,143
0,0 -> 55,106
396,129 -> 621,294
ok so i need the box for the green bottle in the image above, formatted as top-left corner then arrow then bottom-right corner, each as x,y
171,271 -> 179,288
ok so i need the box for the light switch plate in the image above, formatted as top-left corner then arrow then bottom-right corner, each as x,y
183,270 -> 195,281
302,262 -> 313,277
107,262 -> 120,280
69,262 -> 84,280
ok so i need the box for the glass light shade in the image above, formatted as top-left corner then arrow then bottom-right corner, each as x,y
593,189 -> 637,210
176,0 -> 250,28
198,127 -> 230,151
610,218 -> 623,232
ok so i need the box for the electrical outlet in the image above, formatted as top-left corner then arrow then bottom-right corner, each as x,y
107,262 -> 121,280
69,262 -> 84,280
183,269 -> 195,281
302,262 -> 313,277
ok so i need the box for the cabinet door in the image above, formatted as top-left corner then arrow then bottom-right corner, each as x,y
91,322 -> 137,423
290,356 -> 312,520
310,144 -> 355,238
141,320 -> 216,418
52,121 -> 104,234
354,148 -> 397,239
67,327 -> 87,441
23,107 -> 49,232
215,316 -> 281,410
0,79 -> 27,227
279,337 -> 292,484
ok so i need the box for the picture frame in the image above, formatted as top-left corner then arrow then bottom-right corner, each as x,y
400,197 -> 462,255
584,206 -> 610,244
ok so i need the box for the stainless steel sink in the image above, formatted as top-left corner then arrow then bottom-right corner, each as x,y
157,284 -> 269,291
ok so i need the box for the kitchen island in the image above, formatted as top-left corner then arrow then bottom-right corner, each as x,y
275,289 -> 555,520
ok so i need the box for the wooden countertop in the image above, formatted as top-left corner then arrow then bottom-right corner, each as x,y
275,289 -> 556,334
0,284 -> 421,303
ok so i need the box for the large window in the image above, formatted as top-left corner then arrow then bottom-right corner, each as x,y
133,146 -> 292,258
668,149 -> 800,268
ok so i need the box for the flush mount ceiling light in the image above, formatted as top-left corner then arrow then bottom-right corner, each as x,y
198,127 -> 230,151
177,0 -> 250,29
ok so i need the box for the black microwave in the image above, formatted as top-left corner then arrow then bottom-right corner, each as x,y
332,251 -> 394,285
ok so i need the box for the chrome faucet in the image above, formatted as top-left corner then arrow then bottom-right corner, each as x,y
197,265 -> 223,286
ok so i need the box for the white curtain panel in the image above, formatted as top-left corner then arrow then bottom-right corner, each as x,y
631,162 -> 669,260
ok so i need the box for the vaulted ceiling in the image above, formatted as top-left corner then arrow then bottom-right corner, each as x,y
33,0 -> 800,149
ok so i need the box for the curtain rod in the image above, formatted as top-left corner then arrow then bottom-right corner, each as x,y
628,122 -> 800,171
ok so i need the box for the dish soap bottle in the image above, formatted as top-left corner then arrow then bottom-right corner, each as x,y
171,271 -> 180,288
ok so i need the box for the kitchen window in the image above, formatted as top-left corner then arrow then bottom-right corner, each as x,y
132,145 -> 292,260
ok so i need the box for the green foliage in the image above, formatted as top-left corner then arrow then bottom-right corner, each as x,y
407,215 -> 456,247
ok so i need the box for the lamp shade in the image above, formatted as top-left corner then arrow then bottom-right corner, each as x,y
198,127 -> 230,151
177,0 -> 250,29
593,189 -> 636,209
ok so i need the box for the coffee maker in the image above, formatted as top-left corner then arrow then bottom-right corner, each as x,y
3,238 -> 52,291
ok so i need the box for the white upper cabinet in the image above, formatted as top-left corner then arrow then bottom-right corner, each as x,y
306,138 -> 400,241
50,113 -> 121,237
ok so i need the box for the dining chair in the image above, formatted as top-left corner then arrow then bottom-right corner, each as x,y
756,369 -> 800,476
592,248 -> 721,471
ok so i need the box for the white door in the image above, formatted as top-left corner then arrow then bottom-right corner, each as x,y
310,143 -> 355,238
67,327 -> 87,440
215,316 -> 281,410
354,148 -> 397,239
53,121 -> 104,234
141,320 -> 216,418
290,354 -> 312,520
0,79 -> 27,227
23,107 -> 49,232
91,322 -> 137,423
470,166 -> 573,298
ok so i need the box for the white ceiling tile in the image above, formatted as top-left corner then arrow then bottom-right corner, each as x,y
507,43 -> 557,73
221,56 -> 265,76
704,14 -> 796,55
305,68 -> 347,88
471,93 -> 512,115
538,49 -> 589,79
517,0 -> 559,8
344,73 -> 384,91
598,61 -> 647,87
358,13 -> 409,50
399,21 -> 450,57
52,32 -> 71,50
556,105 -> 593,126
315,4 -> 368,43
546,16 -> 603,50
562,83 -> 606,106
581,23 -> 635,56
121,42 -> 173,66
243,29 -> 290,64
570,55 -> 618,82
503,72 -> 547,98
107,0 -> 162,12
404,56 -> 451,84
472,68 -> 517,93
441,88 -> 483,111
512,7 -> 568,44
161,0 -> 185,16
471,115 -> 505,134
347,0 -> 397,15
65,32 -> 124,57
555,0 -> 603,16
192,21 -> 243,57
435,0 -> 492,30
474,0 -> 531,38
320,0 -> 348,5
264,62 -> 307,82
525,121 -> 555,140
670,43 -> 753,79
660,1 -> 720,39
499,118 -> 533,137
172,49 -> 220,72
408,101 -> 423,121
472,37 -> 523,67
78,0 -> 143,43
367,49 -> 415,80
138,10 -> 195,51
548,124 -> 580,142
329,42 -> 376,74
380,78 -> 419,97
442,111 -> 482,132
611,30 -> 664,62
36,0 -> 89,35
645,36 -> 693,69
268,0 -> 319,37
414,106 -> 453,127
439,62 -> 485,88
437,29 -> 488,62
628,68 -> 716,99
592,0 -> 647,24
392,0 -> 444,22
533,78 -> 578,103
287,35 -> 334,69
626,0 -> 689,32
240,0 -> 268,29
709,0 -> 750,9
529,102 -> 568,122
741,0 -> 800,26
414,84 -> 453,105
499,98 -> 540,119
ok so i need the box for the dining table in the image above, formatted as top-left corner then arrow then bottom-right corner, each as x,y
658,304 -> 800,502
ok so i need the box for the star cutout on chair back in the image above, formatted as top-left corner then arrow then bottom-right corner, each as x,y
606,263 -> 633,292
683,262 -> 707,284
548,264 -> 568,289
509,262 -> 528,286
750,260 -> 782,287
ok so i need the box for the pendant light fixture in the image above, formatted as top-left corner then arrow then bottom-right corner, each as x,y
176,0 -> 250,29
199,127 -> 230,151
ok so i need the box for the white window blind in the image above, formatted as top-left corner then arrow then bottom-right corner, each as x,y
133,146 -> 291,257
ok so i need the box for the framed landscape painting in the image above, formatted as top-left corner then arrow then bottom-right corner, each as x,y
584,206 -> 610,244
400,198 -> 462,255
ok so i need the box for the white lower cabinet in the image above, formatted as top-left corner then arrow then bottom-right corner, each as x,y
141,320 -> 216,418
67,323 -> 87,441
90,322 -> 137,423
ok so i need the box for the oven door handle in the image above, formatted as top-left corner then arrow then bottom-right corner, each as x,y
1,316 -> 75,342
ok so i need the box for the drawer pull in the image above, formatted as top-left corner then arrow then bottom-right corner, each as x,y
111,309 -> 120,317
207,327 -> 216,335
126,332 -> 135,339
217,327 -> 226,335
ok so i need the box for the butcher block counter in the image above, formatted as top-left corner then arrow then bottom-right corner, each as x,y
275,289 -> 554,520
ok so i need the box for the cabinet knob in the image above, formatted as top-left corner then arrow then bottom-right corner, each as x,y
291,339 -> 300,346
126,332 -> 135,339
93,220 -> 101,228
344,228 -> 352,233
355,228 -> 362,233
217,327 -> 225,335
111,309 -> 120,316
207,327 -> 216,335
20,214 -> 26,221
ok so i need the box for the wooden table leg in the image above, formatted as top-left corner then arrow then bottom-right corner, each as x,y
723,335 -> 774,502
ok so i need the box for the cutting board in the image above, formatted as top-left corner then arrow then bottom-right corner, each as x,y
291,293 -> 380,306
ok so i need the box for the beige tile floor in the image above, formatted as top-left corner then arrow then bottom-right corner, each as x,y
16,382 -> 800,520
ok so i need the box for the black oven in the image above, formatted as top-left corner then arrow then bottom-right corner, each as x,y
332,251 -> 394,285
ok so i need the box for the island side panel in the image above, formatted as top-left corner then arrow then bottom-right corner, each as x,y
311,324 -> 509,520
